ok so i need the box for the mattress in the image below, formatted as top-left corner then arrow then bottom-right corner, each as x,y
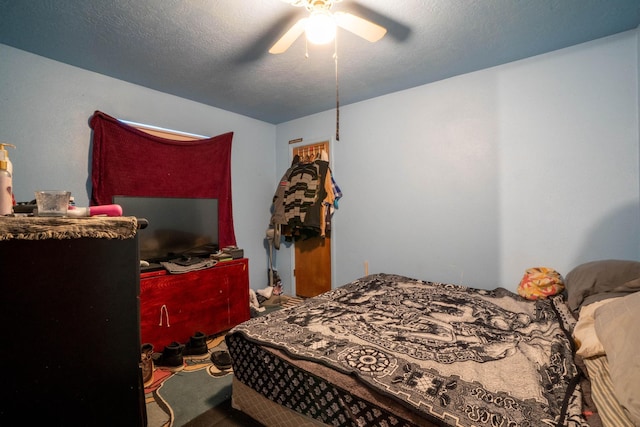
227,273 -> 589,426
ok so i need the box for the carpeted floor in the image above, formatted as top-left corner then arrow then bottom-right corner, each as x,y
144,295 -> 305,427
144,334 -> 234,427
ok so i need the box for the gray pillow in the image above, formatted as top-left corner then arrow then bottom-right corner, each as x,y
564,259 -> 640,312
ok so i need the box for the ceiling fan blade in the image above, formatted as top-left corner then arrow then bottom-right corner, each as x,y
269,18 -> 307,54
334,12 -> 386,42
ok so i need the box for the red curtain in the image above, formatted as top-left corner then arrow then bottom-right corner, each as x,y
89,111 -> 236,247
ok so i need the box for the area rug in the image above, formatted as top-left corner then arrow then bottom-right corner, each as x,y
144,335 -> 233,427
144,295 -> 305,427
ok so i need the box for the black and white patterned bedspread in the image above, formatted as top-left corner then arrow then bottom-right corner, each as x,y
230,273 -> 587,426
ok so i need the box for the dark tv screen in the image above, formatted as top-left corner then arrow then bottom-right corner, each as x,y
113,196 -> 219,262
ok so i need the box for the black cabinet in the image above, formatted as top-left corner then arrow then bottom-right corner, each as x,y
0,217 -> 145,426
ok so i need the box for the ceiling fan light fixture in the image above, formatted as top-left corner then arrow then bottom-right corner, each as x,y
305,10 -> 336,45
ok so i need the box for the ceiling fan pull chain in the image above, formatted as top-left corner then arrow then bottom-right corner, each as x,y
334,35 -> 340,141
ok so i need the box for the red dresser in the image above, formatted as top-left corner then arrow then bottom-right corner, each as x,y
140,258 -> 250,350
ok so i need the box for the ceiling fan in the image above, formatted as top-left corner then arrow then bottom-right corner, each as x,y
269,0 -> 387,54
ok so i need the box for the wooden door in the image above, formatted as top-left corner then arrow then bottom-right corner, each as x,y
292,141 -> 332,297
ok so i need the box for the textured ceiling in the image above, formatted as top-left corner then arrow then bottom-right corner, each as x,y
1,0 -> 638,124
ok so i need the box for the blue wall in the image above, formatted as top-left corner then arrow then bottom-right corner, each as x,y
0,44 -> 276,290
1,27 -> 638,294
275,29 -> 640,292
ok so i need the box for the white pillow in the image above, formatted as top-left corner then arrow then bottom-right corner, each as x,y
573,299 -> 618,358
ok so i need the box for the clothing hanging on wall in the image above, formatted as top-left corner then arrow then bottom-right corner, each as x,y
270,153 -> 341,242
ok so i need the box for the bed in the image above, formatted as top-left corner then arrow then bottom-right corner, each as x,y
226,264 -> 640,427
564,260 -> 640,427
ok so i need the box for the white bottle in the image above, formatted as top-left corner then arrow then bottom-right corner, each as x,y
0,143 -> 16,215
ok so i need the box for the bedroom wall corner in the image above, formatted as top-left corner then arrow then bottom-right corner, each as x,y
275,30 -> 640,293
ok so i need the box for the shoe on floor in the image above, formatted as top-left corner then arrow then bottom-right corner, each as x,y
211,350 -> 232,370
256,286 -> 273,299
183,331 -> 208,357
141,343 -> 154,387
153,341 -> 185,372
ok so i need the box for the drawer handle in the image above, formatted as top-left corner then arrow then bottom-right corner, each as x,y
159,304 -> 170,327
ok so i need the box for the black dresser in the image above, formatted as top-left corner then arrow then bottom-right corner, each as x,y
0,216 -> 145,426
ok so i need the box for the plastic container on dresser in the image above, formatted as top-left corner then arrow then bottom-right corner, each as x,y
140,258 -> 250,350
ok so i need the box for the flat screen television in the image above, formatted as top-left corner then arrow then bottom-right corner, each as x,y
113,196 -> 219,262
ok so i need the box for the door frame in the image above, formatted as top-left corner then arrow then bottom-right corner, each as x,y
288,135 -> 336,296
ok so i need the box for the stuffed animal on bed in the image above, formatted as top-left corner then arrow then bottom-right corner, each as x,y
517,266 -> 565,300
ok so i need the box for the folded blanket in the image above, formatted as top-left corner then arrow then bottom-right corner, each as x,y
160,258 -> 217,274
